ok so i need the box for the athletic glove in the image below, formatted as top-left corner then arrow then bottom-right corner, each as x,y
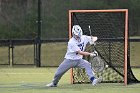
90,51 -> 98,57
89,37 -> 97,45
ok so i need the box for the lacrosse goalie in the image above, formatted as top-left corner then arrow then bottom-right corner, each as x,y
46,25 -> 102,87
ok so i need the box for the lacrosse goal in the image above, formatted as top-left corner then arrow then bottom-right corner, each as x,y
68,9 -> 138,85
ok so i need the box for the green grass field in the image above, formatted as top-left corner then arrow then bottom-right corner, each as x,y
0,42 -> 140,93
0,67 -> 140,93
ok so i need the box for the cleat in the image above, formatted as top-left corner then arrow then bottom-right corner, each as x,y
46,82 -> 57,87
92,77 -> 102,86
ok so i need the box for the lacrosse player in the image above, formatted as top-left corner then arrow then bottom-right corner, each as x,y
46,25 -> 102,87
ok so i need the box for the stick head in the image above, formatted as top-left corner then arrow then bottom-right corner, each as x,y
90,56 -> 105,72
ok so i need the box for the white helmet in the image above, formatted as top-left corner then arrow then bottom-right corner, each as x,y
72,25 -> 83,39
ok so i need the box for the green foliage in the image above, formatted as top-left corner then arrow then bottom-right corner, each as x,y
0,0 -> 37,39
0,0 -> 140,39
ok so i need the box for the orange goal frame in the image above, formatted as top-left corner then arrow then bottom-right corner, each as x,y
68,9 -> 128,86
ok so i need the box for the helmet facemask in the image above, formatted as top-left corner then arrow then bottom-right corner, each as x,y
72,25 -> 83,42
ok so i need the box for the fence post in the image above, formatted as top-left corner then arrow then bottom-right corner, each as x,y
35,0 -> 42,67
9,40 -> 14,67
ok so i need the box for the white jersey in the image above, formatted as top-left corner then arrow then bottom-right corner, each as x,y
64,35 -> 92,60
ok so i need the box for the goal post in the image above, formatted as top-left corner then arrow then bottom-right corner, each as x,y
68,9 -> 138,85
124,9 -> 128,86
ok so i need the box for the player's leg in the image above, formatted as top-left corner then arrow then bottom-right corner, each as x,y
77,59 -> 102,86
46,59 -> 75,87
52,59 -> 72,85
